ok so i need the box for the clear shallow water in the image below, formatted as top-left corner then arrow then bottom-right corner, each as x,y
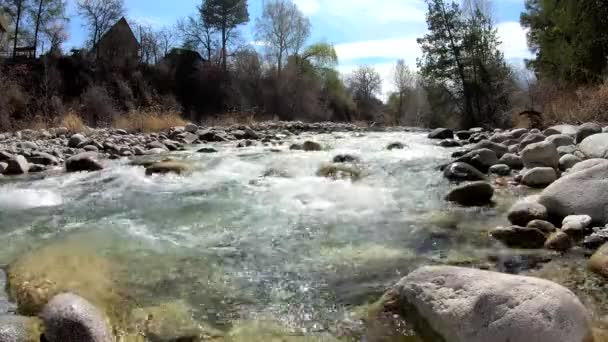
0,131 -> 605,339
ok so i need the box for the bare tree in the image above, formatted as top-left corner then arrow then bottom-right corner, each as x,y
392,59 -> 416,124
177,15 -> 218,62
77,0 -> 125,54
348,65 -> 382,102
30,0 -> 66,56
1,0 -> 32,57
42,18 -> 68,54
156,26 -> 177,57
255,0 -> 310,79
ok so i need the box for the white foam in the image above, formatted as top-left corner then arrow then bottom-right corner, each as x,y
0,188 -> 63,210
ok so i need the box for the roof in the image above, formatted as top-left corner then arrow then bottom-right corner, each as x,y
96,17 -> 140,48
0,11 -> 9,32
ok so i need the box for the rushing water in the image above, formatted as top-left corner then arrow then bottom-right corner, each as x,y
0,131 -> 605,339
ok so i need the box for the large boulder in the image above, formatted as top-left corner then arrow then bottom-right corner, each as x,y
428,128 -> 453,140
0,316 -> 41,342
445,181 -> 494,206
499,153 -> 523,169
455,148 -> 498,172
576,122 -> 602,144
4,155 -> 30,175
490,225 -> 547,248
579,133 -> 608,158
544,124 -> 578,136
443,162 -> 486,182
538,161 -> 608,223
521,141 -> 559,169
508,198 -> 548,226
385,266 -> 593,342
589,243 -> 608,279
521,167 -> 557,188
66,152 -> 103,173
41,293 -> 112,342
68,134 -> 87,148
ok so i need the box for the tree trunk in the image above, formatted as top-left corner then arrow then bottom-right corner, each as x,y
12,0 -> 23,58
33,0 -> 44,57
221,22 -> 227,72
398,91 -> 404,125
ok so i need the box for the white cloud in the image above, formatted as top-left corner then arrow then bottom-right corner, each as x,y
323,0 -> 426,23
294,0 -> 321,15
497,21 -> 531,60
335,37 -> 421,64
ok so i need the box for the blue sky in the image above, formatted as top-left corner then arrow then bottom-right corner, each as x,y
65,0 -> 530,96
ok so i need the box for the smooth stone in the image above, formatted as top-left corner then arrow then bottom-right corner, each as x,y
544,124 -> 578,136
579,133 -> 608,158
472,140 -> 508,158
28,152 -> 59,166
489,164 -> 511,176
439,139 -> 461,147
146,141 -> 169,151
0,315 -> 41,342
575,122 -> 602,144
66,152 -> 103,172
559,154 -> 581,171
68,134 -> 86,148
197,147 -> 219,154
386,266 -> 593,342
518,133 -> 546,150
589,243 -> 608,279
527,220 -> 557,234
521,141 -> 559,169
145,161 -> 190,176
41,293 -> 111,342
557,145 -> 577,157
546,134 -> 575,148
570,159 -> 608,173
454,148 -> 498,172
443,162 -> 486,182
498,153 -> 523,169
302,141 -> 322,151
185,123 -> 198,133
445,181 -> 494,206
562,215 -> 593,239
386,142 -> 406,150
490,225 -> 547,248
508,198 -> 548,226
0,162 -> 6,174
4,156 -> 30,175
428,128 -> 453,140
333,154 -> 359,163
521,167 -> 557,188
544,231 -> 574,252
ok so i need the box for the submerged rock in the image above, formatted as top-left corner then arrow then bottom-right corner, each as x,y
490,225 -> 547,249
302,141 -> 323,151
333,154 -> 360,163
0,315 -> 42,342
443,162 -> 486,182
428,128 -> 453,140
383,266 -> 593,342
197,147 -> 218,153
66,152 -> 103,173
386,142 -> 406,150
445,181 -> 494,206
41,293 -> 112,342
317,164 -> 361,181
145,161 -> 191,176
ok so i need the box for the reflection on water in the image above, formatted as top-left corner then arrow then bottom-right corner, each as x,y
0,131 -> 604,340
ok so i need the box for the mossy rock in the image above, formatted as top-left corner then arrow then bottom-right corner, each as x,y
145,160 -> 191,176
317,164 -> 362,181
131,300 -> 223,341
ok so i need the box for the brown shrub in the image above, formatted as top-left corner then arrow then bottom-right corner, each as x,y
113,109 -> 188,133
201,111 -> 257,127
61,111 -> 88,133
81,86 -> 116,127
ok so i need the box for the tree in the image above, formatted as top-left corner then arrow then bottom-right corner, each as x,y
392,59 -> 416,124
156,26 -> 177,57
347,65 -> 382,120
177,14 -> 218,63
255,0 -> 311,79
29,0 -> 67,56
77,0 -> 125,53
1,0 -> 32,57
42,17 -> 68,54
200,0 -> 249,72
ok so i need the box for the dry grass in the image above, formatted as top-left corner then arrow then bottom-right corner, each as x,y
201,111 -> 258,127
60,111 -> 88,133
113,109 -> 189,133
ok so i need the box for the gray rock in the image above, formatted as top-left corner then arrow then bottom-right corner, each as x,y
41,293 -> 111,342
562,215 -> 593,239
83,145 -> 99,152
539,161 -> 608,223
508,198 -> 548,226
527,220 -> 557,234
544,231 -> 574,252
0,316 -> 41,342
557,145 -> 577,157
489,164 -> 510,176
197,147 -> 218,154
428,128 -> 453,140
197,129 -> 229,142
114,129 -> 128,135
456,131 -> 472,140
185,123 -> 198,133
302,141 -> 322,151
68,134 -> 86,148
445,181 -> 494,206
490,225 -> 547,248
443,162 -> 486,182
455,148 -> 498,172
498,153 -> 523,169
439,139 -> 461,147
559,154 -> 581,171
521,141 -> 559,169
575,122 -> 602,144
0,151 -> 13,162
66,152 -> 103,172
27,152 -> 59,166
388,266 -> 593,342
578,132 -> 608,158
544,124 -> 578,136
546,134 -> 575,148
132,146 -> 145,156
0,162 -> 7,175
521,167 -> 557,188
18,141 -> 37,150
146,141 -> 169,151
518,133 -> 546,150
472,140 -> 508,158
387,142 -> 406,150
333,154 -> 360,163
583,227 -> 608,250
4,156 -> 29,175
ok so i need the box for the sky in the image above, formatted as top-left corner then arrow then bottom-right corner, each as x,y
65,0 -> 531,98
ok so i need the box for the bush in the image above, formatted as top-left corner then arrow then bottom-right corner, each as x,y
61,111 -> 87,133
81,86 -> 116,127
113,109 -> 188,133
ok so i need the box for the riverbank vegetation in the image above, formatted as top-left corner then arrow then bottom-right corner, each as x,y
0,0 -> 607,131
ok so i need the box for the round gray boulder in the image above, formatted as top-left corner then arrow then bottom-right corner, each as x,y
489,164 -> 511,176
40,293 -> 112,342
579,133 -> 608,158
455,148 -> 498,172
428,128 -> 453,140
387,266 -> 594,342
546,134 -> 575,148
498,153 -> 523,169
576,122 -> 602,144
445,181 -> 494,206
66,152 -> 103,173
508,198 -> 548,226
521,141 -> 559,169
544,124 -> 578,136
559,154 -> 581,171
443,162 -> 486,182
521,167 -> 557,188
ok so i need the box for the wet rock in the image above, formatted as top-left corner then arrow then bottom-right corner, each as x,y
439,139 -> 461,147
145,161 -> 191,176
132,146 -> 145,156
498,153 -> 523,169
0,315 -> 41,342
385,266 -> 593,342
583,228 -> 608,250
455,148 -> 498,172
443,162 -> 486,182
559,154 -> 581,171
386,142 -> 405,150
521,167 -> 557,188
302,141 -> 323,151
589,243 -> 608,279
579,133 -> 608,158
114,129 -> 128,135
544,124 -> 578,136
527,220 -> 557,234
68,134 -> 86,148
28,164 -> 46,173
445,181 -> 494,206
538,161 -> 608,223
146,141 -> 169,151
317,164 -> 361,181
197,147 -> 218,153
0,151 -> 13,162
472,140 -> 508,158
575,122 -> 602,144
41,293 -> 111,342
161,139 -> 180,151
0,162 -> 7,174
66,152 -> 103,172
491,225 -> 547,248
562,215 -> 592,239
28,152 -> 59,166
456,131 -> 472,140
197,129 -> 228,142
521,141 -> 559,169
236,140 -> 254,148
333,154 -> 359,163
185,123 -> 198,133
428,128 -> 453,140
83,145 -> 99,152
4,156 -> 29,175
508,198 -> 548,226
0,270 -> 16,315
544,231 -> 574,252
546,134 -> 575,148
489,164 -> 510,176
